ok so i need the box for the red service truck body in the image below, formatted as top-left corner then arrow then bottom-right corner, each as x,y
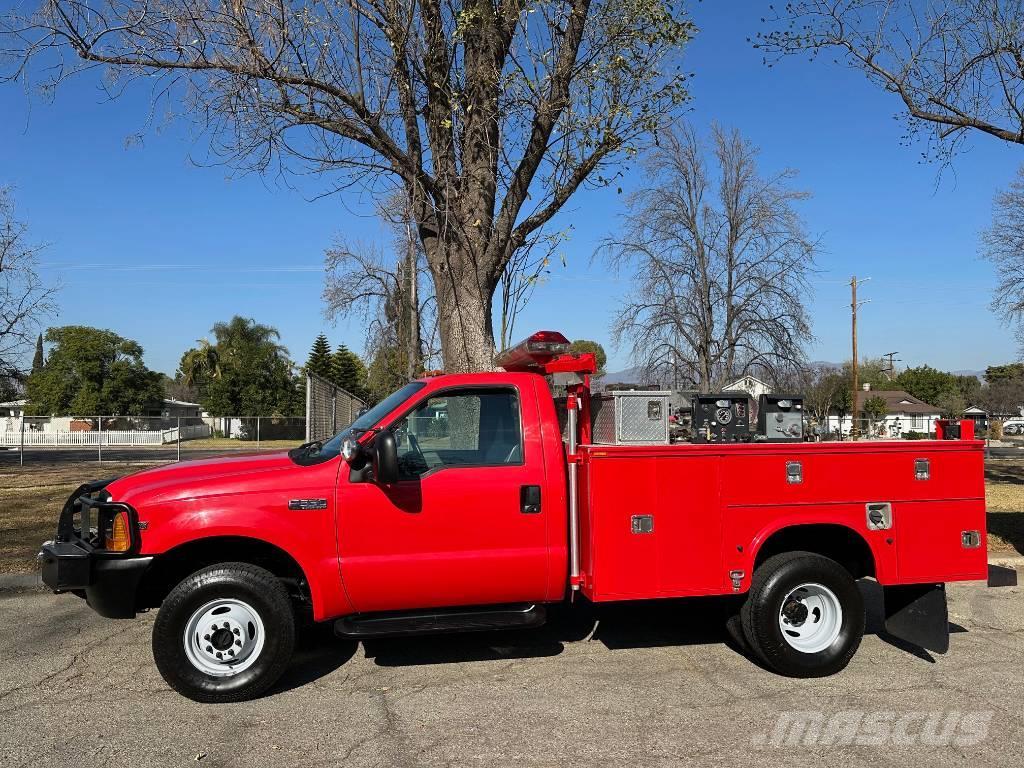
39,331 -> 989,702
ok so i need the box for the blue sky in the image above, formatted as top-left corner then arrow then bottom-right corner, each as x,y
1,1 -> 1019,377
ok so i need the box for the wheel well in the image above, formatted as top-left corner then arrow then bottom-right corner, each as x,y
753,524 -> 875,580
138,536 -> 311,611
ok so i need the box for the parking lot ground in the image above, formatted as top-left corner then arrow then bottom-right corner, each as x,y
1,576 -> 1022,768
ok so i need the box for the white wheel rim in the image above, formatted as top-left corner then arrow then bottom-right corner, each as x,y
183,598 -> 266,677
778,582 -> 843,654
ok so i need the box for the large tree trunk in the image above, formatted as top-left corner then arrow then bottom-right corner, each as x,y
432,260 -> 497,372
415,191 -> 500,374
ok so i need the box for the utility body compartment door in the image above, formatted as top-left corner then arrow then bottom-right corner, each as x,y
580,452 -> 723,600
894,498 -> 988,582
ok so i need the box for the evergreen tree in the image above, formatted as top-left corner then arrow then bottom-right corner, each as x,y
304,334 -> 333,380
31,334 -> 44,373
366,346 -> 406,405
332,344 -> 368,401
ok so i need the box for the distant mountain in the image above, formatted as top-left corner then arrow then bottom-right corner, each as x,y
952,370 -> 984,381
805,362 -> 982,381
596,363 -> 984,389
592,366 -> 653,391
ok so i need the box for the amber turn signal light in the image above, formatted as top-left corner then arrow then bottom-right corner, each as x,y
105,511 -> 131,552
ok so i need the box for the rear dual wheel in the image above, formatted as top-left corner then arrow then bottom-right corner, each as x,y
740,552 -> 865,677
152,563 -> 295,703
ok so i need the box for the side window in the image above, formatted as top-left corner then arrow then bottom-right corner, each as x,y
393,389 -> 522,479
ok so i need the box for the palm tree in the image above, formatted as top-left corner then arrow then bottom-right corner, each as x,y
181,339 -> 221,388
211,317 -> 287,361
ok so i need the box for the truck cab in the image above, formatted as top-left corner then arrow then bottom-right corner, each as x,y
39,331 -> 988,702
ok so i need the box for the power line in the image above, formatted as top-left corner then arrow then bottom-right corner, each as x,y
41,262 -> 325,273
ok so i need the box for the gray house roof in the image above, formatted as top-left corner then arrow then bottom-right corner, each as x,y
855,390 -> 939,415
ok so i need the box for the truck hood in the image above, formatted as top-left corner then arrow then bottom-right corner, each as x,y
106,451 -> 300,507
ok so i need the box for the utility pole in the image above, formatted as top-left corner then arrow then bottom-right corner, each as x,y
881,351 -> 900,381
850,276 -> 870,440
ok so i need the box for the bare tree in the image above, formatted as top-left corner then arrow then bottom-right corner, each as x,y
984,165 -> 1024,347
979,376 -> 1024,415
0,187 -> 56,381
498,228 -> 567,351
3,1 -> 693,371
796,365 -> 848,430
323,194 -> 439,381
758,1 -> 1024,160
602,123 -> 818,393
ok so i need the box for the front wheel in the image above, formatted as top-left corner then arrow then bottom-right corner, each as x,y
152,563 -> 296,702
740,551 -> 864,677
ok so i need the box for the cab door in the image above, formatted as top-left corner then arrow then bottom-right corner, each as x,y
337,384 -> 550,613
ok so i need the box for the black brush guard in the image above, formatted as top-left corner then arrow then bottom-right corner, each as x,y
38,480 -> 152,618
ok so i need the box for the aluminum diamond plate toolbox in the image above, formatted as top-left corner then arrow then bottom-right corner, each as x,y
591,390 -> 671,445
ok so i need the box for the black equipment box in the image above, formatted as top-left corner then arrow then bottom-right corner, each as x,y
692,394 -> 751,443
756,394 -> 804,442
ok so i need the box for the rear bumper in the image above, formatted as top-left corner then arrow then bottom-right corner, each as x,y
38,480 -> 151,619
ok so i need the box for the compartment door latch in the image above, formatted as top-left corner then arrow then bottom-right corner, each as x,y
631,514 -> 654,534
866,502 -> 893,531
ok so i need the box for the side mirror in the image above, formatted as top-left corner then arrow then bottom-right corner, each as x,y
340,437 -> 360,462
372,429 -> 399,484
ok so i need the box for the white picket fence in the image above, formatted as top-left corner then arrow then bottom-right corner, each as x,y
0,423 -> 210,447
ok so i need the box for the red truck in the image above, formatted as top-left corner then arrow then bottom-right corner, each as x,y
39,331 -> 988,702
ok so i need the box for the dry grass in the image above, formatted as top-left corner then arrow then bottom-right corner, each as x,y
182,437 -> 300,450
3,456 -> 1023,575
984,460 -> 1024,555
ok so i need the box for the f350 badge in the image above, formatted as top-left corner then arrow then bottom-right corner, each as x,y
288,499 -> 328,511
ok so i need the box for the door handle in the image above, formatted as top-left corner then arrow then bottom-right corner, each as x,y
520,485 -> 541,514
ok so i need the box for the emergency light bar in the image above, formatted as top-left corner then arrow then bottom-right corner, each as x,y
494,331 -> 572,371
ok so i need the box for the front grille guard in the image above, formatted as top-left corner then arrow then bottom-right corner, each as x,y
56,479 -> 141,555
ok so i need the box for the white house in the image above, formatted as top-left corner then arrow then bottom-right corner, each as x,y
723,375 -> 772,400
825,388 -> 941,437
156,398 -> 204,419
0,399 -> 26,418
963,406 -> 989,433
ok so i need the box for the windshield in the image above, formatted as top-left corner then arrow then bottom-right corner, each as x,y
294,381 -> 427,463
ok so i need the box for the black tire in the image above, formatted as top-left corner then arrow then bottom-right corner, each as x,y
740,551 -> 864,678
152,562 -> 295,703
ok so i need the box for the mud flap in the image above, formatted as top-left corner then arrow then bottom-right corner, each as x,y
883,583 -> 949,654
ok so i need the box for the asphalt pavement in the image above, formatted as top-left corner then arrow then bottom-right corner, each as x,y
1,575 -> 1022,767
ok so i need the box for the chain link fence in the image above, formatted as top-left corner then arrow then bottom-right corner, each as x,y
0,414 -> 308,464
305,373 -> 366,443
